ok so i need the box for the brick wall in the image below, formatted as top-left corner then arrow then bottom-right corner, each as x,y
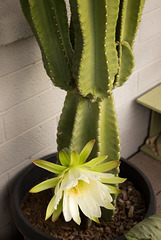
0,0 -> 161,239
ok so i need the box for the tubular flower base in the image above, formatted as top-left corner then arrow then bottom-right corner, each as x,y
30,140 -> 125,225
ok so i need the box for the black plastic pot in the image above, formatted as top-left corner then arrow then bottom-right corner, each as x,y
11,154 -> 156,240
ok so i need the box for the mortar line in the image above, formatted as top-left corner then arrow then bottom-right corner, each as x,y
0,111 -> 62,147
0,59 -> 42,81
0,86 -> 53,115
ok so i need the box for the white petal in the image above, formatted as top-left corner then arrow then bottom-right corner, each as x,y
79,168 -> 100,182
68,196 -> 81,225
77,194 -> 91,219
76,182 -> 102,219
96,181 -> 113,203
63,191 -> 72,222
54,181 -> 63,209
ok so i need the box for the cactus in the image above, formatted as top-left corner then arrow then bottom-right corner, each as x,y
20,0 -> 145,222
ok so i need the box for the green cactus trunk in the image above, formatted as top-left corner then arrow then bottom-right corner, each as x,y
20,0 -> 145,224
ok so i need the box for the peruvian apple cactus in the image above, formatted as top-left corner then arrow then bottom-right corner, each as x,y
20,0 -> 145,225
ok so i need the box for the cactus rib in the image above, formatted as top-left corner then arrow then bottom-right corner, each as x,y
57,92 -> 80,152
104,0 -> 120,90
98,93 -> 121,163
70,97 -> 99,159
69,0 -> 83,84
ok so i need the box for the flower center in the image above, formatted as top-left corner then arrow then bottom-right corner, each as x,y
69,179 -> 90,196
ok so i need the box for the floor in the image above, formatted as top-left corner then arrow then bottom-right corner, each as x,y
129,151 -> 161,213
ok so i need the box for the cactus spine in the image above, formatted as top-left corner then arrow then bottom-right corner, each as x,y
20,0 -> 145,221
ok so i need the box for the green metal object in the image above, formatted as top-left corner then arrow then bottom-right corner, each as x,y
20,0 -> 145,221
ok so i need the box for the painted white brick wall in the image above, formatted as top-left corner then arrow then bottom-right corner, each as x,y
0,0 -> 32,46
0,0 -> 161,239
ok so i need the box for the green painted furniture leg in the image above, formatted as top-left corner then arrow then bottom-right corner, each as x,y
137,84 -> 161,161
149,111 -> 161,138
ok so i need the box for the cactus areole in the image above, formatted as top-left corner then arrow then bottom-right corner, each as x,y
20,0 -> 145,226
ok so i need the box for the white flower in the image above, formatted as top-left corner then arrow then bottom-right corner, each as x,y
63,168 -> 113,224
30,140 -> 125,225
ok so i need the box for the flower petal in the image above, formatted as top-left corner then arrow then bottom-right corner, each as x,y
104,202 -> 115,210
105,184 -> 122,194
45,195 -> 56,220
63,191 -> 72,222
68,195 -> 81,225
52,199 -> 63,222
79,140 -> 95,164
59,150 -> 70,166
33,159 -> 66,174
78,192 -> 101,219
54,180 -> 63,209
90,180 -> 112,205
83,155 -> 108,167
91,161 -> 120,172
70,151 -> 80,165
29,177 -> 59,193
101,177 -> 126,184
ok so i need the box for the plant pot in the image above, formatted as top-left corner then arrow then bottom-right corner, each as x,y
11,154 -> 156,240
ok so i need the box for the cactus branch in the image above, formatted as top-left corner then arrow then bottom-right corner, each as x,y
114,0 -> 145,87
70,97 -> 99,159
20,0 -> 74,90
98,93 -> 121,164
57,92 -> 80,152
72,0 -> 119,100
